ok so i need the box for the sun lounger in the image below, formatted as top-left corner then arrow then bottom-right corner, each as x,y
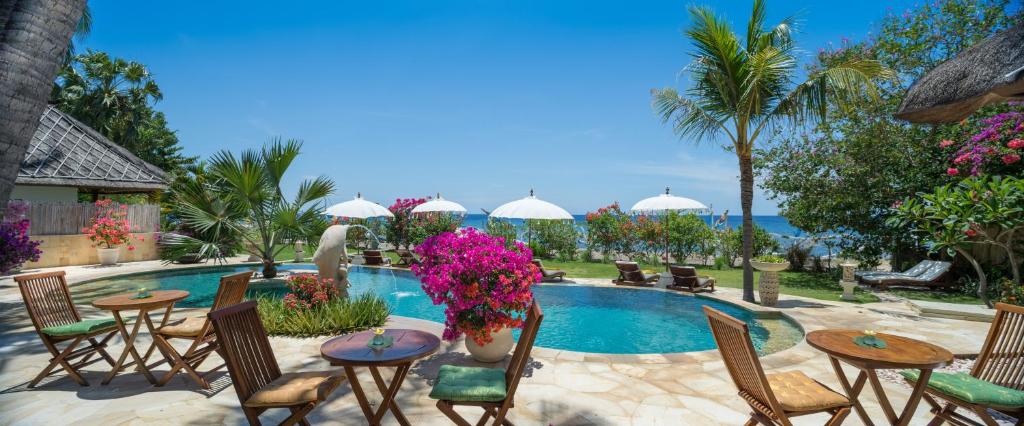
613,261 -> 659,287
531,259 -> 566,282
362,249 -> 391,266
855,259 -> 934,280
667,265 -> 715,292
861,261 -> 953,289
394,248 -> 420,268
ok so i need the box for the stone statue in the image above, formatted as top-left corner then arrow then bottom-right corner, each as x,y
313,224 -> 351,297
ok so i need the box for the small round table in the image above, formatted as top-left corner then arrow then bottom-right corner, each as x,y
807,329 -> 953,426
321,329 -> 440,426
92,290 -> 189,385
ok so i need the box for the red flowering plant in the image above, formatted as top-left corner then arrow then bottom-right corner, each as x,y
942,105 -> 1024,177
81,199 -> 141,250
282,273 -> 339,310
584,202 -> 637,260
411,228 -> 540,345
386,197 -> 428,249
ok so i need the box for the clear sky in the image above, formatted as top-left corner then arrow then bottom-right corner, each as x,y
83,0 -> 920,214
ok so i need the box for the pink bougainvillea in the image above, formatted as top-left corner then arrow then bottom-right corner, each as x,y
81,200 -> 139,249
283,273 -> 339,310
411,228 -> 540,345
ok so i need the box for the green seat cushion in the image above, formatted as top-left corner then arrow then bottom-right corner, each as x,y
41,318 -> 117,337
901,370 -> 1024,408
429,365 -> 507,402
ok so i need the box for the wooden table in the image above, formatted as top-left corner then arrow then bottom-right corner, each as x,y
321,329 -> 440,426
92,290 -> 189,385
807,329 -> 953,426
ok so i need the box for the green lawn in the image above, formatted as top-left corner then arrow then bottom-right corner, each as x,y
541,259 -> 881,304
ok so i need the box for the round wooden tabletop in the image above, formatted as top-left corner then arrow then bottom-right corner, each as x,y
321,329 -> 441,367
92,290 -> 190,311
806,329 -> 953,369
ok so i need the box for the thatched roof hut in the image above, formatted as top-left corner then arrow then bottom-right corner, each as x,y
895,23 -> 1024,123
16,105 -> 168,194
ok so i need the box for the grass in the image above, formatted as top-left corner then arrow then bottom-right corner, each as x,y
542,259 -> 881,304
256,293 -> 391,337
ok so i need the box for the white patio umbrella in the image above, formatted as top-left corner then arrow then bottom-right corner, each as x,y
630,187 -> 709,271
323,193 -> 395,219
490,190 -> 573,244
411,193 -> 467,215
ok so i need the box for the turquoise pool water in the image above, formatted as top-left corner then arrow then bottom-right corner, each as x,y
73,265 -> 803,355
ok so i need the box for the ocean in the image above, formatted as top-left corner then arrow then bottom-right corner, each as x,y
457,214 -> 837,256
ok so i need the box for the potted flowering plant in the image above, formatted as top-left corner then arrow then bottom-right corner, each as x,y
412,228 -> 540,362
81,200 -> 140,265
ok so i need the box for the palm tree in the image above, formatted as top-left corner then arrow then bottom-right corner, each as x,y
652,0 -> 893,302
0,1 -> 87,206
161,138 -> 335,278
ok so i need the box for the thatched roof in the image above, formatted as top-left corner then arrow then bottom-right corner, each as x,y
895,23 -> 1024,123
16,105 -> 168,192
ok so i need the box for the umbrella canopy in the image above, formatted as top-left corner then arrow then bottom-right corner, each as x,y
411,193 -> 467,215
630,187 -> 709,214
895,23 -> 1024,123
490,190 -> 573,220
323,193 -> 395,219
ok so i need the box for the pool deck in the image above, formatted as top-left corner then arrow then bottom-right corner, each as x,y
0,259 -> 1006,425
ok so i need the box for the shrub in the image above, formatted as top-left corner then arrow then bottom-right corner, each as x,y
484,219 -> 517,246
82,199 -> 140,250
784,240 -> 812,271
528,219 -> 580,261
410,212 -> 462,247
283,273 -> 339,310
713,255 -> 732,270
386,197 -> 428,249
943,107 -> 1024,177
412,228 -> 540,345
754,254 -> 787,263
1,202 -> 41,274
585,203 -> 636,260
257,293 -> 390,337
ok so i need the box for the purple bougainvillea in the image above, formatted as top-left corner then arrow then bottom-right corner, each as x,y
411,228 -> 540,345
1,202 -> 42,274
944,110 -> 1024,176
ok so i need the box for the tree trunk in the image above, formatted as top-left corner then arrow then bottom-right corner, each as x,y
739,153 -> 755,303
0,0 -> 85,206
956,248 -> 991,308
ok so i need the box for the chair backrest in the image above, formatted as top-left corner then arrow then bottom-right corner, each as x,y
704,306 -> 784,419
505,302 -> 544,400
210,271 -> 254,311
670,265 -> 696,278
208,301 -> 281,404
396,249 -> 412,257
916,261 -> 952,281
15,271 -> 82,333
530,259 -> 548,275
615,261 -> 644,281
902,260 -> 935,276
972,303 -> 1024,391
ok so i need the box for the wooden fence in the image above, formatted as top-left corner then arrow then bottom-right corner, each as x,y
23,202 -> 161,235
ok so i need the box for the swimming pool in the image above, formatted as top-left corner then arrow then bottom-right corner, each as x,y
72,264 -> 803,355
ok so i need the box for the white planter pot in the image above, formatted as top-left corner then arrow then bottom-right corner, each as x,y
97,247 -> 121,266
465,327 -> 514,363
750,260 -> 790,272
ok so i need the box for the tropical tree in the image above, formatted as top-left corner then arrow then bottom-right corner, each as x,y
652,0 -> 892,302
52,50 -> 195,172
160,138 -> 335,278
0,1 -> 87,206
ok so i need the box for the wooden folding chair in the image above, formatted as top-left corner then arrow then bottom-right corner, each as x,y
704,306 -> 852,426
904,302 -> 1024,426
208,301 -> 344,426
154,270 -> 252,389
15,271 -> 118,388
432,302 -> 544,426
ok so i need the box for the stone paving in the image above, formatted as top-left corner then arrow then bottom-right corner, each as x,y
0,260 -> 1010,425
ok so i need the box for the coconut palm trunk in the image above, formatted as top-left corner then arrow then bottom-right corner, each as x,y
739,153 -> 756,301
0,1 -> 86,206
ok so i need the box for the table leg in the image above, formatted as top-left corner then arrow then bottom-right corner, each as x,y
370,366 -> 411,426
141,304 -> 176,368
370,365 -> 411,426
344,366 -> 377,424
828,356 -> 873,426
863,368 -> 932,426
103,310 -> 157,385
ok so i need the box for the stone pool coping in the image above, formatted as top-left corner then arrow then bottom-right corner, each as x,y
61,260 -> 807,363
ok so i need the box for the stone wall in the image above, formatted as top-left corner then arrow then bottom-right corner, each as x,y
24,232 -> 160,268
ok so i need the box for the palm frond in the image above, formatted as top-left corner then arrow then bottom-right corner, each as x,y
652,88 -> 735,144
294,176 -> 335,208
262,138 -> 302,193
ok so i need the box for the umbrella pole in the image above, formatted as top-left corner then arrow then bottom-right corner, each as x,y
664,214 -> 670,272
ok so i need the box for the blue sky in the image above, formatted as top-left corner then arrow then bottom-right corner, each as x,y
84,0 -> 921,214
